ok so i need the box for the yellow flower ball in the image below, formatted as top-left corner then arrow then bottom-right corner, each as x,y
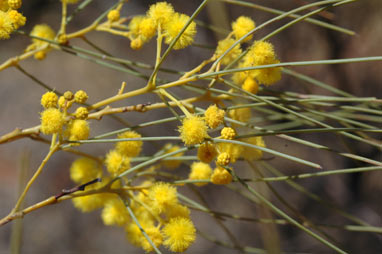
165,204 -> 190,219
216,152 -> 230,166
105,149 -> 130,176
241,136 -> 265,160
141,226 -> 163,252
115,130 -> 143,157
221,127 -> 236,140
164,13 -> 196,50
204,104 -> 225,129
179,115 -> 208,146
40,108 -> 65,135
197,142 -> 217,163
215,38 -> 242,65
189,162 -> 212,186
242,76 -> 259,94
101,198 -> 130,226
8,0 -> 22,9
7,10 -> 26,29
70,157 -> 102,184
66,119 -> 90,141
0,11 -> 14,40
74,107 -> 89,119
30,24 -> 55,46
211,166 -> 232,185
232,16 -> 256,42
74,90 -> 88,104
148,182 -> 178,213
147,1 -> 174,27
107,9 -> 120,22
41,91 -> 58,109
163,217 -> 196,252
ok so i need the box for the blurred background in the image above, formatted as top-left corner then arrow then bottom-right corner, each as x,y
0,0 -> 381,253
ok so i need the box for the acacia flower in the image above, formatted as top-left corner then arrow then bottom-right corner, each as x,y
107,9 -> 120,22
101,198 -> 130,226
189,162 -> 212,186
179,115 -> 208,146
215,38 -> 242,65
232,16 -> 256,42
197,142 -> 217,163
70,157 -> 102,184
115,130 -> 143,157
105,149 -> 130,176
164,13 -> 196,50
241,136 -> 265,160
0,10 -> 13,39
163,217 -> 196,252
74,107 -> 89,119
66,119 -> 90,141
40,108 -> 65,134
8,0 -> 22,9
147,1 -> 174,27
211,166 -> 232,185
74,90 -> 88,104
148,182 -> 178,213
221,127 -> 236,140
216,152 -> 230,166
41,91 -> 58,109
242,76 -> 259,94
204,104 -> 225,129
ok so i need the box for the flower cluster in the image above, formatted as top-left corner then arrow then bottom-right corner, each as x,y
39,90 -> 90,140
126,2 -> 196,50
0,0 -> 26,40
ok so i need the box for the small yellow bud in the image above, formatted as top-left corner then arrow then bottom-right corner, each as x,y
8,0 -> 22,9
130,38 -> 143,50
216,152 -> 230,166
41,91 -> 58,109
242,76 -> 259,94
64,91 -> 74,100
74,107 -> 89,119
107,9 -> 120,22
34,51 -> 46,60
74,90 -> 88,104
221,127 -> 236,140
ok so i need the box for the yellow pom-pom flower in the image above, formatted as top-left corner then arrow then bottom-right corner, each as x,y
204,104 -> 225,129
189,162 -> 212,186
107,9 -> 120,22
221,127 -> 236,140
161,143 -> 184,169
7,10 -> 26,29
40,108 -> 65,135
197,142 -> 217,163
66,119 -> 90,141
8,0 -> 22,9
242,76 -> 259,94
41,91 -> 58,109
139,16 -> 156,41
115,130 -> 143,157
164,13 -> 196,50
148,182 -> 178,213
105,149 -> 130,176
74,107 -> 89,119
179,115 -> 208,146
72,182 -> 112,213
147,1 -> 174,27
74,90 -> 88,104
216,152 -> 230,166
232,16 -> 256,42
211,166 -> 232,185
70,157 -> 102,184
163,217 -> 196,252
101,198 -> 130,226
30,24 -> 55,46
0,11 -> 13,40
241,136 -> 265,160
215,38 -> 242,65
140,226 -> 163,252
